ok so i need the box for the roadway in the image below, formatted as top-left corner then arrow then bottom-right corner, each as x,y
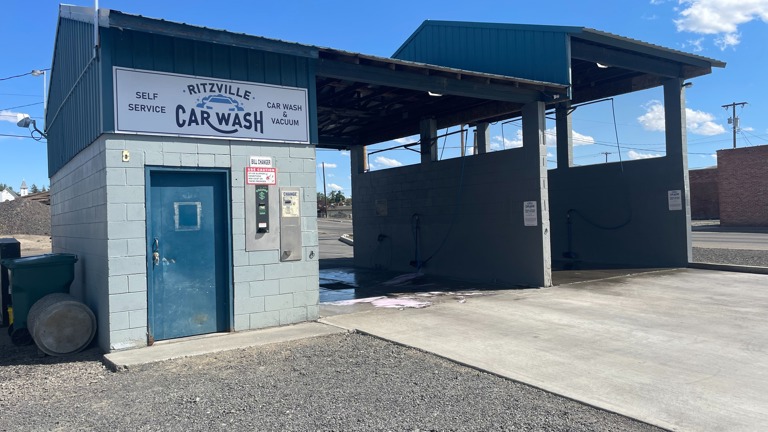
691,229 -> 768,250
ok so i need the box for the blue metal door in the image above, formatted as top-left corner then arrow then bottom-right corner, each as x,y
147,170 -> 230,341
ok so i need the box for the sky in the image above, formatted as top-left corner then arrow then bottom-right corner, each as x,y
1,0 -> 767,195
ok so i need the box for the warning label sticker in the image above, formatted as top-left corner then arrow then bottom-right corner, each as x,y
245,167 -> 277,185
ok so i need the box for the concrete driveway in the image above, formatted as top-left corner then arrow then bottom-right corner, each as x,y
321,268 -> 768,431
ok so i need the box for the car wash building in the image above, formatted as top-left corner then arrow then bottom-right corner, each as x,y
46,7 -> 722,352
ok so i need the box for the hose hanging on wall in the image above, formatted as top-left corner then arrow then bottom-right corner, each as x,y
563,98 -> 633,260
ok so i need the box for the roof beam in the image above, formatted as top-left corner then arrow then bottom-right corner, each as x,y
317,58 -> 559,104
571,41 -> 684,78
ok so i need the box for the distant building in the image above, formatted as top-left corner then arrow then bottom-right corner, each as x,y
0,188 -> 19,203
689,144 -> 768,226
19,180 -> 28,197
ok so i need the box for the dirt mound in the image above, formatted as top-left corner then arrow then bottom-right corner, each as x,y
0,199 -> 51,236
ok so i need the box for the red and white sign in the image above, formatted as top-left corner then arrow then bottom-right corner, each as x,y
245,167 -> 277,185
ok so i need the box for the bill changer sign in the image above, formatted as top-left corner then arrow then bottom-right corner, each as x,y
113,67 -> 309,143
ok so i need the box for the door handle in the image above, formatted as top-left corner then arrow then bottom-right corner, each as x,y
152,237 -> 160,266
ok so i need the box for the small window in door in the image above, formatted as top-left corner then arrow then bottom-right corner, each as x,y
175,201 -> 202,231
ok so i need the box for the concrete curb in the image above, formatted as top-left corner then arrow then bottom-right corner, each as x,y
688,262 -> 768,275
102,322 -> 345,372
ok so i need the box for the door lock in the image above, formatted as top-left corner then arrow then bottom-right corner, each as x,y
152,237 -> 160,266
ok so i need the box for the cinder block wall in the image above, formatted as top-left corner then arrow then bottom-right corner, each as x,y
718,145 -> 768,226
352,149 -> 547,287
52,134 -> 318,352
50,137 -> 110,350
549,157 -> 689,267
689,167 -> 719,220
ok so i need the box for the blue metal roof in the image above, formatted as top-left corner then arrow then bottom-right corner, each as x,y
393,21 -> 576,86
393,20 -> 725,91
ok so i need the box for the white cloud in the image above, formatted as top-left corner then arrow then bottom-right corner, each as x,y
0,110 -> 30,124
628,150 -> 663,160
317,162 -> 337,168
637,100 -> 726,136
711,153 -> 718,160
686,107 -> 727,135
394,136 -> 418,145
327,183 -> 344,191
492,128 -> 595,150
491,131 -> 523,150
340,150 -> 350,157
674,0 -> 768,49
715,32 -> 741,49
686,37 -> 705,52
650,0 -> 668,4
374,156 -> 403,167
742,126 -> 755,132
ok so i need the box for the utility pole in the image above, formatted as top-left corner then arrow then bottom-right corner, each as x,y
721,101 -> 747,149
601,151 -> 612,163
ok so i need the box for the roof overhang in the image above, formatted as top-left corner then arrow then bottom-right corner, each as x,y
568,29 -> 725,104
315,49 -> 567,148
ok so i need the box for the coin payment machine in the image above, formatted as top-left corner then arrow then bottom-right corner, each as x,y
245,166 -> 302,262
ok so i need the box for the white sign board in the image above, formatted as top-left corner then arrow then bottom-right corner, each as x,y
668,190 -> 683,211
114,67 -> 309,143
523,201 -> 538,226
245,167 -> 277,185
249,156 -> 273,168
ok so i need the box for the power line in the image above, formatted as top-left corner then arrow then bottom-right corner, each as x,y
0,102 -> 43,111
0,132 -> 47,140
0,69 -> 50,82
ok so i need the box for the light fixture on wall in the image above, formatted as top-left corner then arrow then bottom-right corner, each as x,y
596,63 -> 610,69
682,82 -> 693,89
427,91 -> 443,97
16,115 -> 47,140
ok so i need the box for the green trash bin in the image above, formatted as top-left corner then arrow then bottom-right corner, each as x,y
1,254 -> 78,346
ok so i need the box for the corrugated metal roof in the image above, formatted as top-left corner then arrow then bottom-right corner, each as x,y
394,20 -> 724,69
578,28 -> 725,68
59,5 -> 566,92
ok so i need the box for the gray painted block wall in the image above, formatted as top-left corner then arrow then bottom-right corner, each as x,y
50,136 -> 110,351
548,157 -> 690,267
352,147 -> 550,287
52,134 -> 319,352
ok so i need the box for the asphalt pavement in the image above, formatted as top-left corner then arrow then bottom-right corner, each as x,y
691,230 -> 768,250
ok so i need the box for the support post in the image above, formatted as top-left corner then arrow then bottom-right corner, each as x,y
475,122 -> 490,154
663,77 -> 692,264
522,101 -> 552,287
350,145 -> 367,174
555,102 -> 573,169
420,118 -> 437,164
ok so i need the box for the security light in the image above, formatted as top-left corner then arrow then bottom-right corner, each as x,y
16,114 -> 47,139
17,115 -> 32,128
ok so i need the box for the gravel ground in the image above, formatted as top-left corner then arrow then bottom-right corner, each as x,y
692,247 -> 768,267
0,332 -> 662,432
0,200 -> 50,236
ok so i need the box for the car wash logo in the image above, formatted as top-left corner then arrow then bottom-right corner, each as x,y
175,82 -> 263,135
